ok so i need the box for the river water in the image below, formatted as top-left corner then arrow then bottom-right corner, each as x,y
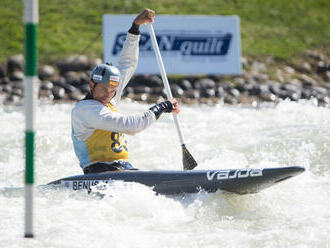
1,99 -> 329,247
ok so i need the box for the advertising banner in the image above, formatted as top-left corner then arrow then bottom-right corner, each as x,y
103,15 -> 242,75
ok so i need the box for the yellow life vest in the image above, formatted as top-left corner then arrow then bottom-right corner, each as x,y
85,103 -> 128,163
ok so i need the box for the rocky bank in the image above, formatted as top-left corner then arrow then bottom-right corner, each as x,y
0,51 -> 330,106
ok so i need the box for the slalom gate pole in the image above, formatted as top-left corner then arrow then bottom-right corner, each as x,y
24,0 -> 38,238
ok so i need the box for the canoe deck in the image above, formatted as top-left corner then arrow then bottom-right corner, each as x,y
47,166 -> 305,195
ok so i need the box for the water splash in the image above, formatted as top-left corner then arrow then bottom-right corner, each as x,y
1,100 -> 330,247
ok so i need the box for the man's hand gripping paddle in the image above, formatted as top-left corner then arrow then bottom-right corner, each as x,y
148,23 -> 198,170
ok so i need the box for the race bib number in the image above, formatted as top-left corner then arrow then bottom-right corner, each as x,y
110,132 -> 128,153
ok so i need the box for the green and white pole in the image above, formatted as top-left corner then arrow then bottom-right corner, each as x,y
24,0 -> 38,238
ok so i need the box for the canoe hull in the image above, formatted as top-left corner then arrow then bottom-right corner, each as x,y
47,166 -> 305,195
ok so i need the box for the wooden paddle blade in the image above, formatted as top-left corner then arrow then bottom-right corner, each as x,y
182,144 -> 198,170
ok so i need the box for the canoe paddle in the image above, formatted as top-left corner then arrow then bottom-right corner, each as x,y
148,24 -> 198,170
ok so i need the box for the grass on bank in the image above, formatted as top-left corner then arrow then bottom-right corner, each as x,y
0,0 -> 329,65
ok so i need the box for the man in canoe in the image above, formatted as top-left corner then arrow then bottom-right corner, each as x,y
71,9 -> 180,174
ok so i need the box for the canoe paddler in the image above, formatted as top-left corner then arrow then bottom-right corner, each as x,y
71,9 -> 180,174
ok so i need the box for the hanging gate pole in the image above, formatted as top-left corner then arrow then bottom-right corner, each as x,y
24,0 -> 38,238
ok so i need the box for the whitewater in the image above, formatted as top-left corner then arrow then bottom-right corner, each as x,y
1,99 -> 329,248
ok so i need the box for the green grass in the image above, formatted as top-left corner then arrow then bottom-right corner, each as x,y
1,0 -> 329,64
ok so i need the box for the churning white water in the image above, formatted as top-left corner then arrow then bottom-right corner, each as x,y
1,99 -> 330,247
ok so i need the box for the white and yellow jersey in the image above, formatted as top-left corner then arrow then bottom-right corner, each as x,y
72,101 -> 155,168
71,32 -> 156,169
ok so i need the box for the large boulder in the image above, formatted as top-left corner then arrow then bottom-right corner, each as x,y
184,89 -> 200,99
170,84 -> 184,97
134,86 -> 151,94
9,71 -> 24,81
64,71 -> 81,86
12,88 -> 23,97
69,89 -> 84,101
300,74 -> 317,87
39,89 -> 54,100
145,75 -> 162,87
79,72 -> 90,85
216,86 -> 226,98
2,84 -> 12,93
5,94 -> 21,104
0,65 -> 5,78
178,79 -> 192,90
52,86 -> 66,100
299,62 -> 312,73
306,51 -> 324,61
52,77 -> 76,93
38,65 -> 56,80
316,61 -> 328,74
324,71 -> 330,82
201,88 -> 216,98
56,55 -> 90,74
77,83 -> 90,94
151,87 -> 166,98
12,80 -> 24,90
128,75 -> 163,88
0,77 -> 10,86
7,54 -> 24,74
40,80 -> 54,91
193,78 -> 216,90
268,81 -> 282,95
281,83 -> 302,101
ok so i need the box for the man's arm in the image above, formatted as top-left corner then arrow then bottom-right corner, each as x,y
72,99 -> 176,140
72,101 -> 155,139
115,9 -> 155,104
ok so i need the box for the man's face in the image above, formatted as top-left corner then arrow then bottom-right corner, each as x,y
89,81 -> 117,105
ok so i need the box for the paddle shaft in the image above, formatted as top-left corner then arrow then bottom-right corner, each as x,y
148,24 -> 185,145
